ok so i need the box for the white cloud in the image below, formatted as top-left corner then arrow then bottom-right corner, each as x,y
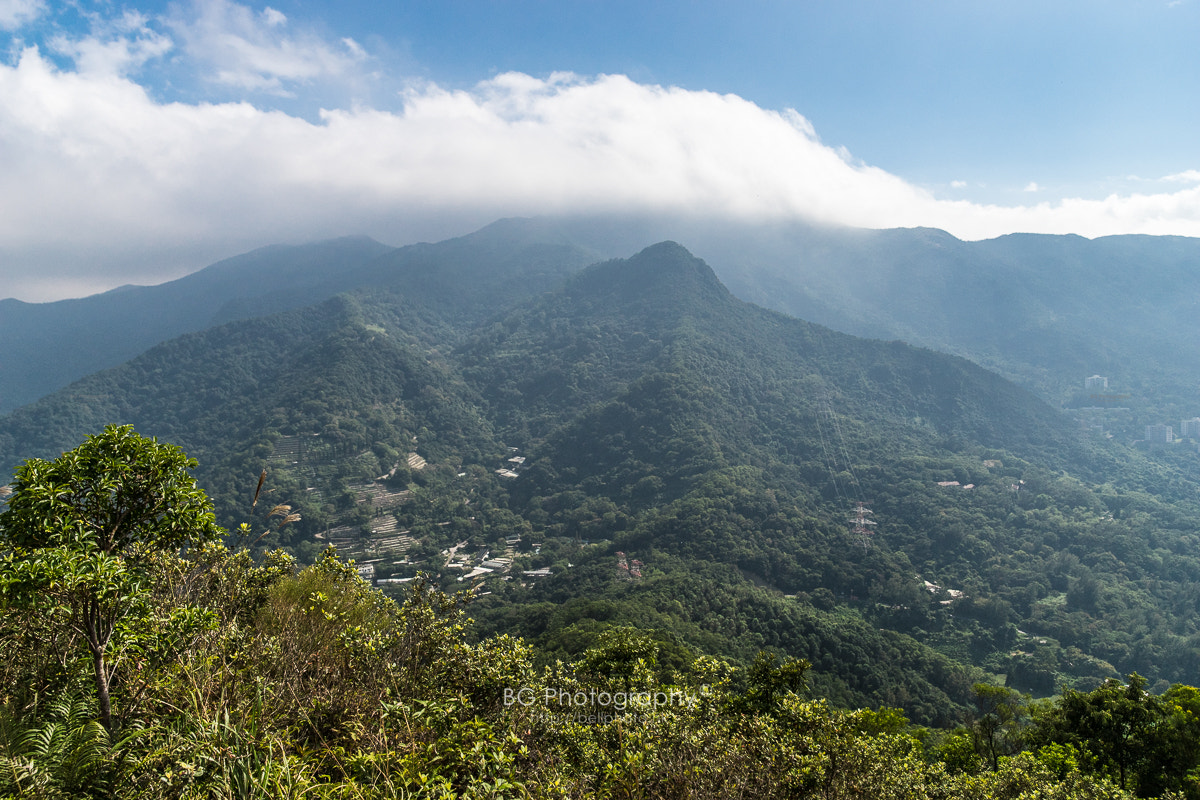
1024,181 -> 1041,193
950,180 -> 968,189
165,0 -> 368,94
0,0 -> 42,31
261,7 -> 287,27
1163,169 -> 1200,184
2,47 -> 1200,301
49,10 -> 172,77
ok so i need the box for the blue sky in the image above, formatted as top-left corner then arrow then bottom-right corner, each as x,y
2,0 -> 1199,300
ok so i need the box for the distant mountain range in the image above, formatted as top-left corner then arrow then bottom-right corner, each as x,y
7,216 -> 1199,431
0,226 -> 601,414
5,230 -> 1200,724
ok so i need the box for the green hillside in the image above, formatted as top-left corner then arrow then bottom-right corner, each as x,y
0,223 -> 602,415
420,215 -> 1200,439
630,218 -> 1200,434
456,243 -> 1200,717
0,237 -> 393,415
8,216 -> 1199,452
4,241 -> 1200,727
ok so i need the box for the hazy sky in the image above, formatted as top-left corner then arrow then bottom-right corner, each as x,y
2,0 -> 1199,301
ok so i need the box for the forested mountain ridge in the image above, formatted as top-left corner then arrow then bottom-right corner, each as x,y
409,215 -> 1200,435
461,241 -> 1098,471
455,243 -> 1200,714
0,223 -> 603,415
5,239 -> 1200,729
0,237 -> 391,414
9,215 -> 1200,436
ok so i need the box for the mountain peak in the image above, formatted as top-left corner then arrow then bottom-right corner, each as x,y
628,240 -> 709,270
570,241 -> 731,309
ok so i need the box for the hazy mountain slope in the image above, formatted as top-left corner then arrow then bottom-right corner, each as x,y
1,224 -> 605,415
0,237 -> 393,414
331,222 -> 604,327
739,226 -> 1200,399
14,213 -> 1198,427
464,216 -> 1200,421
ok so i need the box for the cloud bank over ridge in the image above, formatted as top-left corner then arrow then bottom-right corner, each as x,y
2,1 -> 1199,301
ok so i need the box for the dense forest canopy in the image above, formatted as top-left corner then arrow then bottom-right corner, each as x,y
0,427 -> 1196,798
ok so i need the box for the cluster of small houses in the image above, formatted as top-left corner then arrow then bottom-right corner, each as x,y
932,460 -> 1009,491
438,448 -> 553,587
922,579 -> 967,605
494,448 -> 525,479
615,551 -> 643,580
442,537 -> 553,584
297,443 -> 653,591
312,445 -> 558,590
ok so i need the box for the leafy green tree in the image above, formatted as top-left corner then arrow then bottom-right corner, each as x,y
1142,684 -> 1200,798
0,425 -> 221,730
938,728 -> 985,774
579,625 -> 659,695
736,651 -> 811,713
973,682 -> 1029,771
1036,674 -> 1158,793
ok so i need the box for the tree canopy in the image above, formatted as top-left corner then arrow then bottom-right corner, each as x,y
0,425 -> 221,730
0,424 -> 220,557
